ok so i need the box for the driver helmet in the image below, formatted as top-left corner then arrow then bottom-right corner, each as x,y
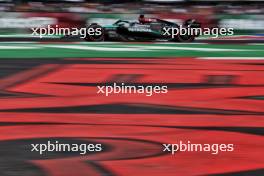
138,14 -> 145,23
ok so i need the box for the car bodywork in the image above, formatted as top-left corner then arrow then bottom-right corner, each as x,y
87,18 -> 201,42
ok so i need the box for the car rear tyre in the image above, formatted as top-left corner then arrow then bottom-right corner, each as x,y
85,24 -> 105,42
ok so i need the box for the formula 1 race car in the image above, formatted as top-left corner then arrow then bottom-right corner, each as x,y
85,15 -> 201,42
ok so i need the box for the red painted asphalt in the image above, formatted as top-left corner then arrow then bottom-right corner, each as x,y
0,58 -> 263,176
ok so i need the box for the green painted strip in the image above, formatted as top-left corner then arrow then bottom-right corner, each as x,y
0,43 -> 263,59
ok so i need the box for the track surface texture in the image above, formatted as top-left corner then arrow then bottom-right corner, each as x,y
0,42 -> 264,176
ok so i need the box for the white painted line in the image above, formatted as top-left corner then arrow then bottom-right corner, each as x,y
128,45 -> 257,52
248,43 -> 264,45
156,42 -> 208,45
41,45 -> 150,51
78,42 -> 121,44
0,34 -> 60,38
199,57 -> 264,60
0,46 -> 40,49
0,42 -> 37,44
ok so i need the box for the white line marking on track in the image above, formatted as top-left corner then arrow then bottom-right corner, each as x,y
199,57 -> 264,60
128,45 -> 257,52
0,46 -> 39,49
78,42 -> 121,44
156,42 -> 209,45
41,45 -> 150,51
0,42 -> 37,44
248,43 -> 264,45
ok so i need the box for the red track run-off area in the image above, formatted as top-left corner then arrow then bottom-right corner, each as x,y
0,57 -> 263,176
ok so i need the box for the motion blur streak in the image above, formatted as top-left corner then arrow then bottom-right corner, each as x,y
0,57 -> 263,176
0,0 -> 264,175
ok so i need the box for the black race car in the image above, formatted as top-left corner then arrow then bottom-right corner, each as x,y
79,15 -> 201,42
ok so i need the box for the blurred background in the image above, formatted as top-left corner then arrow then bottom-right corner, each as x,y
0,0 -> 263,38
0,1 -> 264,176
